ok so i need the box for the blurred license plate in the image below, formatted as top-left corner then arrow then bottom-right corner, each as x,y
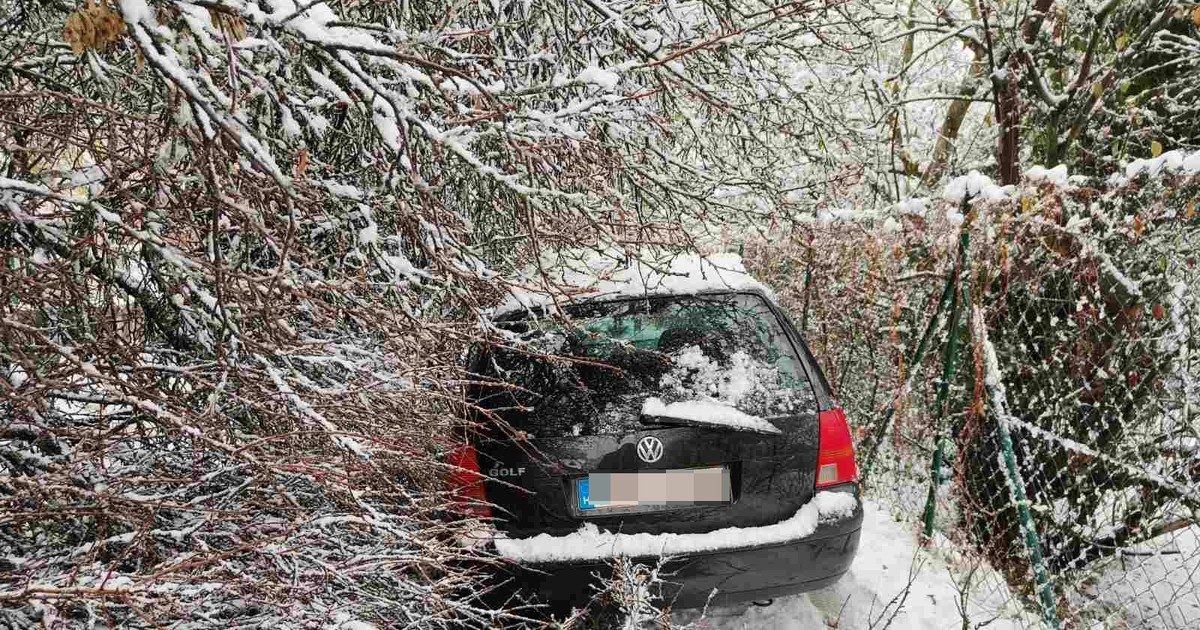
575,466 -> 731,514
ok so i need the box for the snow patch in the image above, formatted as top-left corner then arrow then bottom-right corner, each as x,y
1076,525 -> 1200,628
700,500 -> 1030,629
1184,150 -> 1200,174
641,397 -> 781,434
578,64 -> 621,89
942,170 -> 1009,203
494,491 -> 857,562
322,181 -> 366,200
1125,150 -> 1192,179
896,197 -> 927,216
657,346 -> 797,417
327,612 -> 378,630
1026,164 -> 1069,186
439,76 -> 481,95
496,252 -> 774,316
6,364 -> 28,388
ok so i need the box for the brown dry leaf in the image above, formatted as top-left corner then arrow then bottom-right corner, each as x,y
1187,199 -> 1197,220
1133,214 -> 1145,236
101,6 -> 124,36
1046,233 -> 1073,258
63,12 -> 89,55
63,1 -> 125,55
295,149 -> 310,179
1193,6 -> 1200,27
208,8 -> 248,41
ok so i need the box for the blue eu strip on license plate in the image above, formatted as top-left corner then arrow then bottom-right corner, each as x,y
577,477 -> 595,511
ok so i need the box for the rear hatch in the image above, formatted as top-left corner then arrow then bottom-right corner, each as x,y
467,291 -> 825,539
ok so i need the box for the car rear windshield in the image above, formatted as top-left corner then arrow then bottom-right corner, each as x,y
471,293 -> 815,438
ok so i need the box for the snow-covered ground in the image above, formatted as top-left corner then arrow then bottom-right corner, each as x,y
680,499 -> 1031,629
1074,524 -> 1200,628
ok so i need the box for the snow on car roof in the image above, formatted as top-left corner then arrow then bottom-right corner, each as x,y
494,251 -> 775,317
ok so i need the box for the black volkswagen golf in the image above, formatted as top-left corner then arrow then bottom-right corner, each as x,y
451,288 -> 862,612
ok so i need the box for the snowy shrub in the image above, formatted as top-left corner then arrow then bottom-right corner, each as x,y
3,0 -> 1198,625
0,0 -> 867,625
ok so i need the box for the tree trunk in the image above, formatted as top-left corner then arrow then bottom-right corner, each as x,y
996,65 -> 1021,186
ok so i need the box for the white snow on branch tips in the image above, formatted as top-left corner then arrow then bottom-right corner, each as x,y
266,0 -> 390,55
496,251 -> 774,315
328,614 -> 379,630
641,397 -> 781,434
0,178 -> 52,197
577,64 -> 621,89
1026,164 -> 1069,186
1124,150 -> 1192,179
260,357 -> 370,459
119,0 -> 288,186
896,197 -> 927,216
942,170 -> 1010,203
493,491 -> 857,563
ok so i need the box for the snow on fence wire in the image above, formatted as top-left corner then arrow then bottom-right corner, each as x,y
745,159 -> 1200,629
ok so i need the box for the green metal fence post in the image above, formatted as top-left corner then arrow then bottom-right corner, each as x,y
974,307 -> 1061,629
859,267 -> 956,485
921,207 -> 971,539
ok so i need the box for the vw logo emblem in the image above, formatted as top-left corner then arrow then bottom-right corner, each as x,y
637,436 -> 664,464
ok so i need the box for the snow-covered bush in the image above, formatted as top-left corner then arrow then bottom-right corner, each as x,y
0,0 -> 865,625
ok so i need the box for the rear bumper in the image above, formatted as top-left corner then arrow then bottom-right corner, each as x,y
490,494 -> 862,611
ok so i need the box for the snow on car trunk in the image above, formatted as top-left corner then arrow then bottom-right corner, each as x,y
493,491 -> 856,563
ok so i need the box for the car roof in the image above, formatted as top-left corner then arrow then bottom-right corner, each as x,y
491,287 -> 778,323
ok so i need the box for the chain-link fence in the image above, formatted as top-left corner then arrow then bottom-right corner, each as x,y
746,172 -> 1200,628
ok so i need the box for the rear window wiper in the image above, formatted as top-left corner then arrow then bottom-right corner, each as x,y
639,397 -> 782,435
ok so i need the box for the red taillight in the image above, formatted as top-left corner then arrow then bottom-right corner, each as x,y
446,444 -> 491,518
815,407 -> 858,489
